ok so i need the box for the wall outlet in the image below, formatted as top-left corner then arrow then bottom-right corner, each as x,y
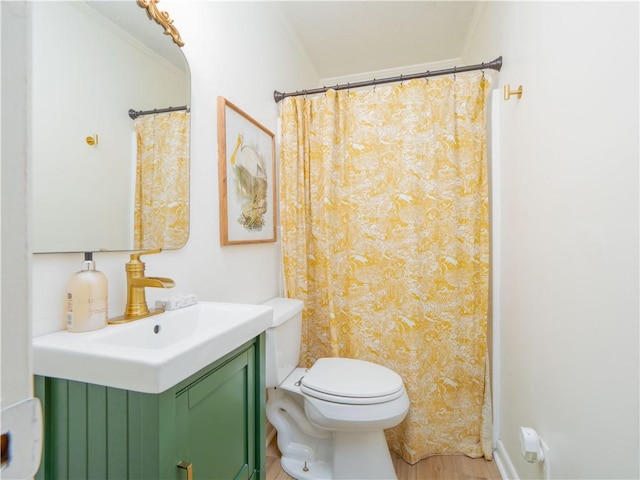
1,398 -> 43,478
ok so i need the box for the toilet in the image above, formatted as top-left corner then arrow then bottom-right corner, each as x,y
263,297 -> 410,480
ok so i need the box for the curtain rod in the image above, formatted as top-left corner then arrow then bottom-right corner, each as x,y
273,56 -> 502,103
128,105 -> 190,119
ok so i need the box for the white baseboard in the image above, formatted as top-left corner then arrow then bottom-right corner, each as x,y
494,440 -> 519,480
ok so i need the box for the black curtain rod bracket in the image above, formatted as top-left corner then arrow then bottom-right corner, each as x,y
128,105 -> 190,119
273,56 -> 502,103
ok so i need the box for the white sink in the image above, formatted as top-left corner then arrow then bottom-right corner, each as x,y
33,302 -> 273,394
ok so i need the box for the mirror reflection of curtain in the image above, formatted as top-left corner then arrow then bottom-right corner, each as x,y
134,111 -> 189,249
279,72 -> 492,464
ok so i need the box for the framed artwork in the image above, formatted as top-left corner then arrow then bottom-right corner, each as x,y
217,96 -> 276,245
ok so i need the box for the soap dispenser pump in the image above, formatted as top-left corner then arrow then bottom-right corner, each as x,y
65,252 -> 108,332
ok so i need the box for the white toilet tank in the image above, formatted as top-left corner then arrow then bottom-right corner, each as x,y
262,297 -> 304,388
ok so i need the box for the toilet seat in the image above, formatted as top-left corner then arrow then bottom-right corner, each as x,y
301,358 -> 405,405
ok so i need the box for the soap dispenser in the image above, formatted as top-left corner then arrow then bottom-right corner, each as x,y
65,252 -> 108,332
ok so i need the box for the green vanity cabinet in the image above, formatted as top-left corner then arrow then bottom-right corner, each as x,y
35,334 -> 266,480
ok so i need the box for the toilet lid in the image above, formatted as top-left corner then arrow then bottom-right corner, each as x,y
300,358 -> 404,405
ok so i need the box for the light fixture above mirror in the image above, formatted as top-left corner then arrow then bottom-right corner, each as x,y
31,0 -> 190,253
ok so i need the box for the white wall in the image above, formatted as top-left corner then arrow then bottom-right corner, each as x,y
465,2 -> 639,479
31,1 -> 317,335
1,1 -> 32,408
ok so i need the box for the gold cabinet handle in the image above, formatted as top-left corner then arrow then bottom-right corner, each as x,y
177,461 -> 193,480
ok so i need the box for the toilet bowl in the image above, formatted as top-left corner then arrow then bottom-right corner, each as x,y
263,298 -> 409,480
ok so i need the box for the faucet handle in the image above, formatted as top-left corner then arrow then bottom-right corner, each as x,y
129,248 -> 163,264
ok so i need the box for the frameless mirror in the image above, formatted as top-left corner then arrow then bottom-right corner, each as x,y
31,0 -> 190,253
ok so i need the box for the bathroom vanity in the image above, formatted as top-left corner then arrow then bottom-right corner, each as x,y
32,302 -> 272,480
35,335 -> 265,480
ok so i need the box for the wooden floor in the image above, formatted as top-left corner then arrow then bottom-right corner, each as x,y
266,434 -> 502,480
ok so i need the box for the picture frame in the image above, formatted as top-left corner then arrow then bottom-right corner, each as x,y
217,96 -> 277,245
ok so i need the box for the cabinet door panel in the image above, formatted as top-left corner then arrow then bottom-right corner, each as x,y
176,348 -> 256,480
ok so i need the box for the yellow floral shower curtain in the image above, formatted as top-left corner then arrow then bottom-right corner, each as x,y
279,72 -> 492,463
134,111 -> 189,249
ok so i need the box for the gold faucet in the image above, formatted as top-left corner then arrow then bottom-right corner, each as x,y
109,248 -> 175,324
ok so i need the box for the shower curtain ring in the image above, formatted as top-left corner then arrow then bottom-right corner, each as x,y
400,74 -> 403,86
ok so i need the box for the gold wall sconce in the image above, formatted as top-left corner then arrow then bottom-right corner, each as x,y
85,134 -> 99,146
504,84 -> 523,100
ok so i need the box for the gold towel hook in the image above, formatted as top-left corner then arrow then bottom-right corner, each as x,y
504,84 -> 523,100
85,134 -> 99,146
